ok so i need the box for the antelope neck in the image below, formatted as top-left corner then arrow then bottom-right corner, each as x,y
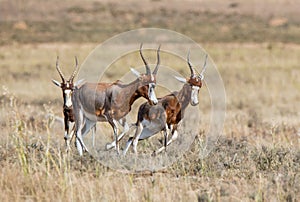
128,79 -> 146,106
176,83 -> 192,110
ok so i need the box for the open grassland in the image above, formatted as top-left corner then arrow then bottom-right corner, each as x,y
1,42 -> 300,201
1,0 -> 300,201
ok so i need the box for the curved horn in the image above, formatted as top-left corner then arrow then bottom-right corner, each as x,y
69,56 -> 79,82
187,50 -> 196,77
200,54 -> 208,79
56,56 -> 66,82
139,43 -> 151,75
152,44 -> 161,75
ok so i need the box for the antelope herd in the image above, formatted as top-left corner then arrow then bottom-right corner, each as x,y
52,44 -> 208,156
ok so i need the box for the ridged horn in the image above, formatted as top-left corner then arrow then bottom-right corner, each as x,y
69,56 -> 79,82
187,50 -> 196,77
200,54 -> 208,79
139,43 -> 151,75
152,44 -> 161,75
56,56 -> 66,82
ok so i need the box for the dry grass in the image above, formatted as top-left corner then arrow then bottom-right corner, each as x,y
1,0 -> 300,201
0,42 -> 299,201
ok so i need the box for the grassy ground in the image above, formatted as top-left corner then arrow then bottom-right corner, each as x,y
1,0 -> 300,201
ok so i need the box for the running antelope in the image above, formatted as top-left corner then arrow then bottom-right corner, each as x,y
72,44 -> 161,155
123,52 -> 208,156
52,57 -> 94,151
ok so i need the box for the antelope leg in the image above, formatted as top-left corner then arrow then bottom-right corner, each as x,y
123,137 -> 134,156
132,122 -> 143,154
81,119 -> 96,147
106,119 -> 131,150
65,124 -> 75,152
154,129 -> 178,155
75,111 -> 89,155
107,117 -> 119,155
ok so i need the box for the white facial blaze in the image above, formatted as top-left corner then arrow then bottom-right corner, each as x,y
148,83 -> 158,104
191,86 -> 200,105
64,89 -> 72,107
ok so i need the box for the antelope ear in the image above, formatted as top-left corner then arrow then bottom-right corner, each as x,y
75,79 -> 85,87
199,74 -> 204,80
174,76 -> 186,83
52,79 -> 61,87
130,68 -> 141,77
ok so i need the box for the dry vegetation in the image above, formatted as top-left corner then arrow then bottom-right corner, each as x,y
0,0 -> 300,201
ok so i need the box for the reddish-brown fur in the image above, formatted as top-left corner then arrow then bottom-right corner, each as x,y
123,52 -> 207,155
72,44 -> 161,155
52,57 -> 80,149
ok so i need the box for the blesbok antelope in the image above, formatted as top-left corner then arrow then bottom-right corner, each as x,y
52,56 -> 94,151
123,52 -> 208,156
72,44 -> 161,155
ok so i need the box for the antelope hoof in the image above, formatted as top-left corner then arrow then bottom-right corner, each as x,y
65,146 -> 72,153
65,142 -> 71,153
105,142 -> 116,151
83,146 -> 89,153
116,146 -> 120,156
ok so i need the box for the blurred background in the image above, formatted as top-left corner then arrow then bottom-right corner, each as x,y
0,0 -> 299,44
